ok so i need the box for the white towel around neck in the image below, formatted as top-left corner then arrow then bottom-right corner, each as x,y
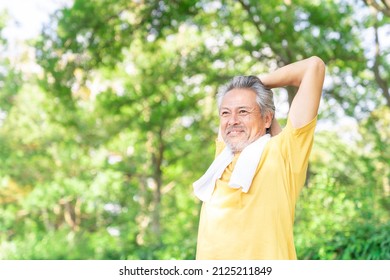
193,133 -> 271,202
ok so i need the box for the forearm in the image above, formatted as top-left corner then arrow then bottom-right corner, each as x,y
259,56 -> 325,89
259,56 -> 325,128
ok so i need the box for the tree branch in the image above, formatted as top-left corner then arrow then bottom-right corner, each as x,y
363,0 -> 390,17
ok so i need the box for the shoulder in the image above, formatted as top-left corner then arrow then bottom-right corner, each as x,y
215,139 -> 226,158
284,116 -> 317,136
268,116 -> 317,154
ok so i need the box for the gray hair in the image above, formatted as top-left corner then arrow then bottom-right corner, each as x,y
216,75 -> 275,118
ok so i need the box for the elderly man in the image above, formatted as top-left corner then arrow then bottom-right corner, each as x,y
193,56 -> 326,259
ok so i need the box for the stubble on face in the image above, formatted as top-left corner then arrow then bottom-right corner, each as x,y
223,125 -> 252,153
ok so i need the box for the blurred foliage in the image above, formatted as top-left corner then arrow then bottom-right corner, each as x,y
0,0 -> 389,260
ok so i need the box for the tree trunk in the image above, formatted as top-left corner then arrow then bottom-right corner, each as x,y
372,12 -> 390,107
151,128 -> 164,242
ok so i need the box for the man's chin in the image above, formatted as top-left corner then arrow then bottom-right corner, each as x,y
225,140 -> 249,153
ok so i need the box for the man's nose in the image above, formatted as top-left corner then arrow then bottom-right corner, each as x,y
228,112 -> 240,125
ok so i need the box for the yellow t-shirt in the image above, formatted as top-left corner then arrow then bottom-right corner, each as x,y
196,117 -> 317,260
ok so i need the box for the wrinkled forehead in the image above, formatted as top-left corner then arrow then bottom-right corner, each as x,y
220,88 -> 259,110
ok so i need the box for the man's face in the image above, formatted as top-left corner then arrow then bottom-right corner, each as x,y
219,88 -> 271,153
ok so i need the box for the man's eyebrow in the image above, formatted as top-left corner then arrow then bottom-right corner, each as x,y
221,106 -> 252,110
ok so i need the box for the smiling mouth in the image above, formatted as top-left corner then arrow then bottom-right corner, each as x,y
227,130 -> 244,136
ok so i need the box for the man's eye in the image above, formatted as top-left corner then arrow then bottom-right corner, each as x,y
221,111 -> 229,116
239,110 -> 248,115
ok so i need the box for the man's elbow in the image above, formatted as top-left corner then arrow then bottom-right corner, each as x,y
308,56 -> 326,73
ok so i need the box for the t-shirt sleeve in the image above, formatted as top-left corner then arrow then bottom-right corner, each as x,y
278,117 -> 317,198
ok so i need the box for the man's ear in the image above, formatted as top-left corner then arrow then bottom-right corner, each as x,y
265,112 -> 273,128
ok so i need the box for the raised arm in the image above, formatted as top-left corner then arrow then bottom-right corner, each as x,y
260,56 -> 326,128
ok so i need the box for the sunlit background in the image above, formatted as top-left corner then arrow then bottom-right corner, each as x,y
0,0 -> 389,260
